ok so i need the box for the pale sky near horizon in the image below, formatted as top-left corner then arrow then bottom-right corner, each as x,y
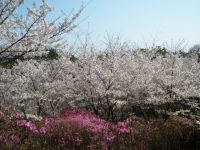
22,0 -> 200,48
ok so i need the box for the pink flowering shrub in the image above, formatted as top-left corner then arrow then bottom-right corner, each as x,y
0,105 -> 199,149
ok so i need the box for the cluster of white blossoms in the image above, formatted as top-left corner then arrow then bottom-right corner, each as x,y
2,40 -> 200,117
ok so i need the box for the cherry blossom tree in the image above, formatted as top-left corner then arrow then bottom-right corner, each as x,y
0,0 -> 83,65
0,0 -> 84,116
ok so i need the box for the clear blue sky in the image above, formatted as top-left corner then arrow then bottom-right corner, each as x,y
22,0 -> 200,47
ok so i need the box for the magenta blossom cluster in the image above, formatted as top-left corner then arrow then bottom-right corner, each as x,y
17,120 -> 46,134
0,106 -> 197,149
13,108 -> 136,148
16,108 -> 135,136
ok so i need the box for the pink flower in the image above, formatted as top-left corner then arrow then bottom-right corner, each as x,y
17,120 -> 39,134
17,120 -> 27,126
106,135 -> 115,142
0,111 -> 4,117
13,111 -> 22,119
39,127 -> 47,134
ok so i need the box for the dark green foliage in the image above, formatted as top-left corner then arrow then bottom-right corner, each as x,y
156,46 -> 168,56
70,54 -> 78,62
189,44 -> 200,53
179,50 -> 191,58
45,48 -> 59,60
148,118 -> 200,150
0,48 -> 59,68
189,44 -> 200,62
